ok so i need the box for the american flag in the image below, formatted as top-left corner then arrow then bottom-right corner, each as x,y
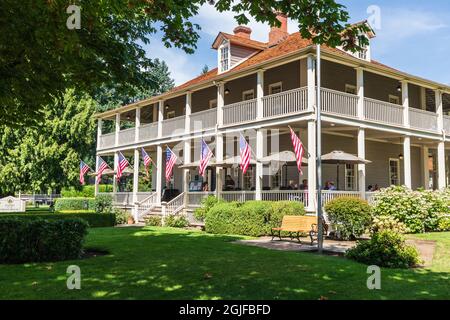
79,161 -> 91,185
116,152 -> 129,180
199,139 -> 213,177
96,157 -> 109,184
141,148 -> 152,177
239,134 -> 251,174
289,127 -> 305,174
165,147 -> 177,181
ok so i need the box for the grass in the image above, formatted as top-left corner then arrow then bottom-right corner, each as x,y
0,227 -> 448,300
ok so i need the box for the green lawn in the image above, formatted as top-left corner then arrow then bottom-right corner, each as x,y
0,227 -> 448,300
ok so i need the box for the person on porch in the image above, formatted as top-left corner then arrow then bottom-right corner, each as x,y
299,179 -> 308,190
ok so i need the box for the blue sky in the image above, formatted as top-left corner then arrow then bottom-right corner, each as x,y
143,0 -> 450,86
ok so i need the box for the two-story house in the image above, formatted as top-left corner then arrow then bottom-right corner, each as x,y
94,13 -> 450,222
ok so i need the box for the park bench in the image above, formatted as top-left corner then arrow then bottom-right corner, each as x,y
271,215 -> 328,245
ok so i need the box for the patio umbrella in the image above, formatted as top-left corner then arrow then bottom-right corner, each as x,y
179,159 -> 233,169
215,156 -> 257,168
88,168 -> 115,176
259,151 -> 308,166
320,150 -> 371,190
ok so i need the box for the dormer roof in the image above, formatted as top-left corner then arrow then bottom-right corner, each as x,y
212,32 -> 267,51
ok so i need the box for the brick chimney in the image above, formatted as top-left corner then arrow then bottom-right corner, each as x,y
233,26 -> 252,39
268,12 -> 288,46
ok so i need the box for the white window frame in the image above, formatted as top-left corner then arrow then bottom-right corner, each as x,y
389,158 -> 401,186
389,95 -> 400,105
345,164 -> 356,191
269,82 -> 283,95
345,84 -> 357,95
242,89 -> 255,101
209,99 -> 217,109
218,40 -> 230,74
166,111 -> 176,119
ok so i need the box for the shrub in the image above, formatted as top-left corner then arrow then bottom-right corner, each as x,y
54,198 -> 95,211
165,215 -> 189,228
0,213 -> 115,228
94,194 -> 113,214
437,216 -> 450,231
0,217 -> 88,263
145,216 -> 162,227
324,197 -> 371,240
193,196 -> 223,221
269,201 -> 306,229
114,209 -> 131,225
61,185 -> 113,197
370,215 -> 408,234
346,230 -> 420,268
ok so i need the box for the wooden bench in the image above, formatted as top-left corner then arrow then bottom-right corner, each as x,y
271,215 -> 328,245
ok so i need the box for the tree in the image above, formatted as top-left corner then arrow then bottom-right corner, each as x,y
201,65 -> 210,75
1,0 -> 367,127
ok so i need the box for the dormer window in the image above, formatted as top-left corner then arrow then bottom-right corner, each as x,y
219,41 -> 230,73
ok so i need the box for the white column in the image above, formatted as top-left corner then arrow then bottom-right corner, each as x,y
307,120 -> 317,212
152,103 -> 158,122
255,129 -> 264,200
215,134 -> 224,196
422,146 -> 430,189
158,100 -> 164,138
94,155 -> 100,196
256,70 -> 264,119
133,148 -> 140,222
156,144 -> 163,203
356,68 -> 364,120
135,107 -> 141,143
357,128 -> 366,195
438,142 -> 446,189
96,119 -> 103,149
436,90 -> 444,132
420,87 -> 427,111
113,152 -> 118,193
184,92 -> 192,201
402,81 -> 409,127
403,136 -> 412,189
115,113 -> 120,146
217,83 -> 224,126
307,55 -> 316,112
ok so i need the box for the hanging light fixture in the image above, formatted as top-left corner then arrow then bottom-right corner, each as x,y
397,84 -> 402,92
399,154 -> 404,160
224,88 -> 230,95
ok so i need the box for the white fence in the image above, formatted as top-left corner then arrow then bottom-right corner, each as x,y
139,123 -> 158,142
162,115 -> 186,137
190,108 -> 217,132
137,192 -> 159,219
262,87 -> 308,119
261,190 -> 309,207
321,88 -> 358,118
364,98 -> 404,126
409,108 -> 438,132
98,132 -> 115,150
223,99 -> 257,125
118,128 -> 135,146
165,192 -> 185,216
187,192 -> 215,206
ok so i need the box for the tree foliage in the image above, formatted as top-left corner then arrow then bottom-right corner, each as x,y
1,0 -> 367,127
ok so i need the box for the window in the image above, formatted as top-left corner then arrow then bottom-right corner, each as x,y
269,82 -> 283,95
389,159 -> 400,186
166,111 -> 175,119
345,84 -> 357,95
345,164 -> 356,190
219,42 -> 230,73
271,168 -> 281,189
209,99 -> 217,109
389,95 -> 400,105
242,89 -> 255,101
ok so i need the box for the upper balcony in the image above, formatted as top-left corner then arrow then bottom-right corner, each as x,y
97,58 -> 450,151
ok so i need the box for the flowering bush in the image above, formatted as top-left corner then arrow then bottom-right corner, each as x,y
437,216 -> 450,231
369,215 -> 408,234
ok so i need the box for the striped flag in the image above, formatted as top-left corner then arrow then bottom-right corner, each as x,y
289,127 -> 305,174
117,152 -> 129,180
199,139 -> 213,177
165,147 -> 177,181
239,134 -> 251,174
79,161 -> 91,185
141,148 -> 152,177
96,157 -> 110,184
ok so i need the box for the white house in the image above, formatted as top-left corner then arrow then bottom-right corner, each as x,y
94,14 -> 450,222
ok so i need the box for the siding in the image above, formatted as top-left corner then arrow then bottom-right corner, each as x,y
230,45 -> 258,68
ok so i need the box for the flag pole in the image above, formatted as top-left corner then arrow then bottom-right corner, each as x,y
316,42 -> 324,254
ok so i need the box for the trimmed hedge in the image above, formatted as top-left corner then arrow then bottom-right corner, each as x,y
0,212 -> 115,228
54,197 -> 95,211
205,201 -> 305,237
61,185 -> 113,197
0,217 -> 88,263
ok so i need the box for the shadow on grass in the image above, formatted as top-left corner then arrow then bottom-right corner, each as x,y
0,226 -> 448,300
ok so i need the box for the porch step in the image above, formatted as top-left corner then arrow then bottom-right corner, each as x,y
138,205 -> 162,223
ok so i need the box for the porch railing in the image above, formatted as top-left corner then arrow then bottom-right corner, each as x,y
118,128 -> 135,146
262,87 -> 308,119
139,122 -> 158,142
165,192 -> 185,215
98,132 -> 115,149
409,108 -> 438,132
261,190 -> 309,207
320,191 -> 362,206
223,99 -> 257,125
444,115 -> 450,134
187,191 -> 216,207
162,115 -> 186,137
219,191 -> 256,202
364,98 -> 404,126
190,108 -> 217,132
137,192 -> 159,219
321,88 -> 358,118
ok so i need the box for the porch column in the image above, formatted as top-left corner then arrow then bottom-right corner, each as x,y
152,103 -> 158,122
357,128 -> 366,195
135,107 -> 141,143
256,70 -> 264,119
307,55 -> 316,112
436,90 -> 444,132
438,142 -> 446,189
356,68 -> 364,120
133,148 -> 140,222
156,144 -> 163,203
255,129 -> 264,200
403,136 -> 412,189
402,80 -> 410,127
217,82 -> 224,127
307,120 -> 317,212
215,134 -> 224,197
422,146 -> 430,189
158,100 -> 164,138
115,113 -> 120,146
94,155 -> 100,196
184,92 -> 192,203
96,119 -> 103,150
113,152 -> 118,193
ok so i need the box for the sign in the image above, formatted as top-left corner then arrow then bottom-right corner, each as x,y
0,196 -> 27,213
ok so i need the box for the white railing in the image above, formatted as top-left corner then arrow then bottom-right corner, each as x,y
137,192 -> 159,218
165,192 -> 185,216
190,108 -> 217,132
223,99 -> 257,125
219,191 -> 256,202
261,190 -> 309,207
321,88 -> 358,118
118,128 -> 135,146
409,108 -> 438,132
139,122 -> 158,142
115,192 -> 134,206
162,115 -> 186,137
98,132 -> 115,149
262,87 -> 308,119
320,191 -> 362,206
364,98 -> 404,126
187,192 -> 216,206
444,115 -> 450,134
